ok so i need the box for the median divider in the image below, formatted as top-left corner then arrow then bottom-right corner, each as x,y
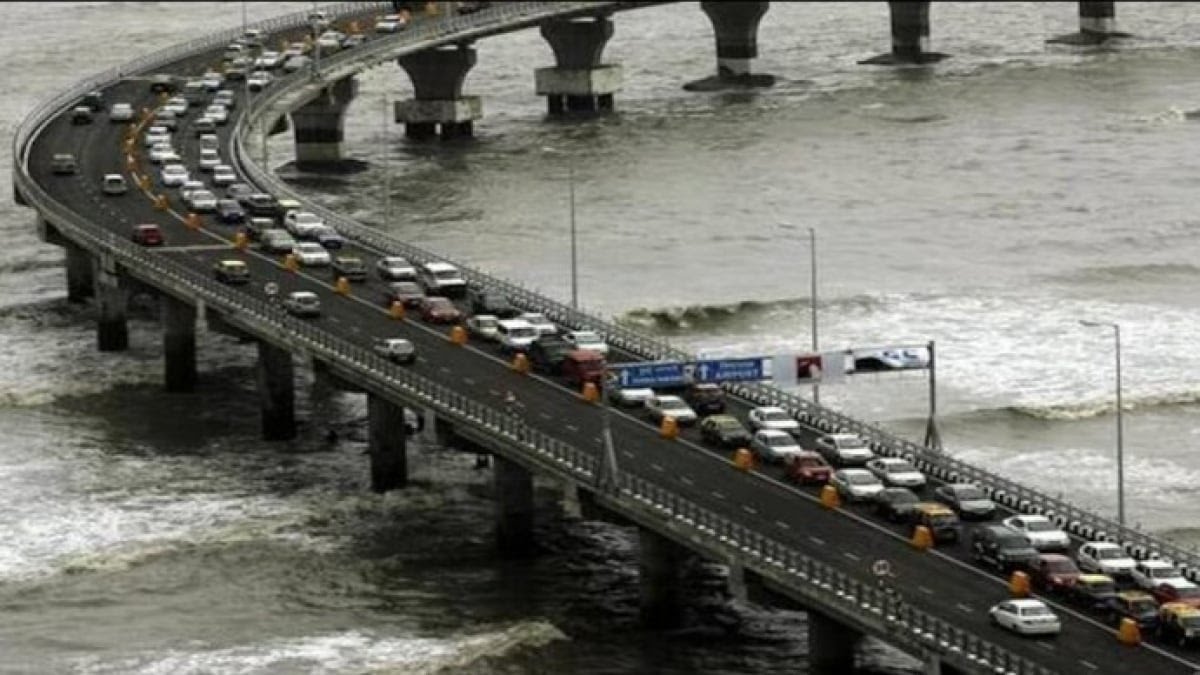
510,351 -> 529,372
1008,570 -> 1030,598
389,300 -> 405,320
449,325 -> 467,345
283,253 -> 298,272
910,525 -> 933,551
659,416 -> 678,440
334,276 -> 351,296
733,447 -> 753,471
185,212 -> 201,230
1117,617 -> 1141,646
819,484 -> 840,509
153,194 -> 169,211
581,381 -> 598,402
233,231 -> 248,250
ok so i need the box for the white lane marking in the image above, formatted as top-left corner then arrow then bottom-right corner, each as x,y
622,450 -> 635,459
566,424 -> 579,432
743,505 -> 758,515
711,491 -> 726,500
1035,642 -> 1055,652
918,586 -> 934,595
680,476 -> 694,486
488,389 -> 500,396
808,536 -> 825,546
775,520 -> 790,530
439,366 -> 450,374
1079,660 -> 1098,671
462,377 -> 475,385
956,602 -> 973,614
842,552 -> 860,562
539,412 -> 552,420
650,463 -> 664,473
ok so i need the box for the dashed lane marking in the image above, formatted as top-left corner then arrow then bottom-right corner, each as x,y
462,377 -> 475,385
743,505 -> 758,515
843,552 -> 859,562
956,602 -> 972,614
1035,642 -> 1055,653
918,586 -> 934,595
680,476 -> 694,486
711,491 -> 726,500
775,520 -> 790,530
808,536 -> 825,546
1079,661 -> 1098,671
160,244 -> 233,252
566,424 -> 579,432
650,463 -> 664,473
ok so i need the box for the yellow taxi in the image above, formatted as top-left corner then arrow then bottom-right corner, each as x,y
909,502 -> 961,543
1158,602 -> 1200,647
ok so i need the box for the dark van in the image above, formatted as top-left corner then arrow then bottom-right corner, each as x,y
684,383 -> 726,415
562,350 -> 606,387
528,334 -> 573,375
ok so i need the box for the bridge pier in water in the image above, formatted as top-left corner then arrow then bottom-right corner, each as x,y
808,611 -> 862,674
1048,2 -> 1130,45
535,17 -> 620,115
687,2 -> 773,91
290,76 -> 358,169
65,241 -> 94,303
93,253 -> 128,352
162,294 -> 196,393
860,2 -> 948,65
638,528 -> 685,628
256,342 -> 296,441
494,455 -> 535,556
395,45 -> 481,140
368,393 -> 408,492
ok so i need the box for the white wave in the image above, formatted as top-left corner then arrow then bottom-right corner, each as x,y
69,623 -> 567,675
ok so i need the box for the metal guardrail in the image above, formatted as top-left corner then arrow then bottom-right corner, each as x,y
3,4 -> 1094,673
226,0 -> 1200,585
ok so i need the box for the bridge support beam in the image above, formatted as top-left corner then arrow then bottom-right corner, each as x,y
860,2 -> 948,65
395,45 -> 481,140
93,253 -> 127,352
686,2 -> 773,91
290,76 -> 358,169
808,611 -> 862,674
1048,2 -> 1130,45
256,342 -> 296,441
65,241 -> 94,303
162,294 -> 196,393
639,528 -> 685,628
494,455 -> 534,556
368,394 -> 408,492
535,17 -> 621,115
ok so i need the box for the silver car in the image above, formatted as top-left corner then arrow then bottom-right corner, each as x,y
750,429 -> 805,464
283,291 -> 320,318
373,338 -> 416,364
645,395 -> 698,426
829,469 -> 885,502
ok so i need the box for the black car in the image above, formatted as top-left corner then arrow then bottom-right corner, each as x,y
216,199 -> 246,224
80,90 -> 104,112
698,414 -> 752,449
332,256 -> 367,282
528,334 -> 574,375
244,193 -> 281,217
384,281 -> 425,308
242,217 -> 275,241
1107,591 -> 1160,631
932,483 -> 996,520
1070,574 -> 1119,613
149,73 -> 179,94
70,106 -> 93,125
874,487 -> 921,523
467,286 -> 519,318
684,383 -> 726,416
969,525 -> 1040,573
227,183 -> 256,204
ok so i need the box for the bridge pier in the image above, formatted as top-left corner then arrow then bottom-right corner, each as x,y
686,2 -> 773,91
860,2 -> 948,65
1048,2 -> 1130,45
494,455 -> 534,555
93,253 -> 128,352
535,17 -> 620,115
368,393 -> 408,492
162,294 -> 196,393
65,241 -> 94,303
395,45 -> 481,140
808,611 -> 862,674
638,528 -> 685,628
256,342 -> 296,441
290,76 -> 358,169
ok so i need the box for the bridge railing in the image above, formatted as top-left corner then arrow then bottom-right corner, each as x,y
230,2 -> 1200,583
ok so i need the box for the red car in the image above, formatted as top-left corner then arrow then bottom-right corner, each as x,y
131,223 -> 164,246
786,451 -> 833,484
1151,582 -> 1200,609
419,296 -> 462,324
1031,553 -> 1082,594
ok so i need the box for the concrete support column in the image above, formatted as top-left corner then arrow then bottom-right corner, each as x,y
368,393 -> 408,492
256,342 -> 296,441
1048,2 -> 1130,45
808,611 -> 862,674
65,242 -> 94,303
162,294 -> 196,393
93,253 -> 127,352
535,17 -> 621,115
861,2 -> 948,65
290,76 -> 358,168
494,455 -> 534,556
687,2 -> 773,90
639,528 -> 685,628
395,45 -> 482,140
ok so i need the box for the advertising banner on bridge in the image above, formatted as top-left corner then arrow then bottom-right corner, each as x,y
850,346 -> 931,373
772,351 -> 851,385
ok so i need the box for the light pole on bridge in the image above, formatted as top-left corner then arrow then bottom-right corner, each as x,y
779,223 -> 820,404
541,146 -> 579,311
1079,319 -> 1125,530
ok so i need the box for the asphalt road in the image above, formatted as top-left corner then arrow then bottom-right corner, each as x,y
23,13 -> 1200,675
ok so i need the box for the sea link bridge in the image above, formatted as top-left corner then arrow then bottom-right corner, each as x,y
10,2 -> 1194,674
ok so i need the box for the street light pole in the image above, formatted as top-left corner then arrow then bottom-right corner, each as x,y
1080,320 -> 1125,529
569,159 -> 578,311
808,226 -> 819,405
382,97 -> 392,226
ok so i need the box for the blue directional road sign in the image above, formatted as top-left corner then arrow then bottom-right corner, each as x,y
609,361 -> 687,388
691,357 -> 766,384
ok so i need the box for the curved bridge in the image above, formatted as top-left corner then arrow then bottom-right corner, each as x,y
12,3 -> 1198,674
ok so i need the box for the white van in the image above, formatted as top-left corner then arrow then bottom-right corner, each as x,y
496,319 -> 539,354
417,261 -> 467,298
198,134 -> 219,151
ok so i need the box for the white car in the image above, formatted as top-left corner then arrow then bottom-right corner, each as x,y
247,70 -> 273,92
750,429 -> 804,464
417,261 -> 467,297
179,180 -> 206,200
160,163 -> 189,186
608,386 -> 654,407
746,406 -> 801,434
814,433 -> 875,466
372,338 -> 416,364
101,173 -> 127,195
292,242 -> 332,267
148,143 -> 180,164
282,55 -> 312,73
163,97 -> 189,116
1076,542 -> 1136,579
1132,559 -> 1190,591
198,148 -> 221,172
829,468 -> 884,502
213,90 -> 236,108
203,105 -> 228,125
283,291 -> 321,318
562,330 -> 609,356
186,189 -> 218,212
466,314 -> 499,341
109,102 -> 134,122
865,457 -> 927,489
201,70 -> 223,90
254,51 -> 282,69
1001,515 -> 1070,552
496,319 -> 539,353
989,599 -> 1061,637
212,165 -> 237,186
143,131 -> 171,148
376,256 -> 417,280
285,211 -> 326,239
518,312 -> 557,336
375,14 -> 408,32
645,395 -> 698,426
